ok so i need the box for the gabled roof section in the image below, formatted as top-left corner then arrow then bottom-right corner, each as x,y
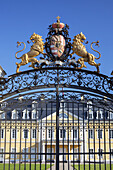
42,109 -> 83,121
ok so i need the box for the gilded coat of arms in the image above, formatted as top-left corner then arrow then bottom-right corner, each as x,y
15,16 -> 101,73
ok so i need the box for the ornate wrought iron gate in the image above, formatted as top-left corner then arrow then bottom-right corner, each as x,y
0,17 -> 113,170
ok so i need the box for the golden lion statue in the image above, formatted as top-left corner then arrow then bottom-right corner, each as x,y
71,32 -> 101,73
15,33 -> 44,73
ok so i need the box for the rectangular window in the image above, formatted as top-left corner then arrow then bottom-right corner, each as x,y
12,129 -> 16,139
110,113 -> 113,119
89,113 -> 93,119
32,113 -> 36,119
32,129 -> 36,138
60,129 -> 66,139
98,130 -> 102,139
1,129 -> 4,139
11,148 -> 16,158
89,149 -> 94,159
48,129 -> 50,138
31,147 -> 37,159
74,148 -> 78,159
74,129 -> 77,139
110,149 -> 113,158
25,113 -> 27,119
1,113 -> 5,119
89,129 -> 94,139
48,129 -> 52,139
98,113 -> 101,119
12,113 -> 16,119
0,149 -> 4,159
24,129 -> 28,139
48,129 -> 54,139
110,130 -> 113,139
98,149 -> 103,159
23,110 -> 29,119
22,148 -> 28,159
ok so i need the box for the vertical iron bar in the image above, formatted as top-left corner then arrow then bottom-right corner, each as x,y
103,109 -> 106,170
19,106 -> 22,170
35,100 -> 38,170
109,110 -> 111,170
98,108 -> 101,170
0,118 -> 1,169
88,104 -> 90,170
45,103 -> 47,170
93,106 -> 96,170
50,102 -> 52,170
9,112 -> 11,170
67,102 -> 69,170
29,116 -> 31,170
78,103 -> 80,170
24,106 -> 27,170
14,110 -> 17,170
3,111 -> 7,170
32,104 -> 37,170
29,104 -> 32,170
72,102 -> 74,170
40,106 -> 43,170
63,100 -> 64,170
83,103 -> 85,170
56,69 -> 59,170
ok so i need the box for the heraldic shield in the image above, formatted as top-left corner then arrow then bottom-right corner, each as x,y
50,35 -> 65,58
45,16 -> 71,61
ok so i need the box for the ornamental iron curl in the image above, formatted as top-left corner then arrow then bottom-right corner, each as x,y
0,67 -> 113,100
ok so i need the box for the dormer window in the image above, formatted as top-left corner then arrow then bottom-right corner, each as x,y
89,112 -> 93,119
32,101 -> 37,109
22,109 -> 29,119
1,113 -> 5,119
60,100 -> 65,108
87,110 -> 93,119
87,101 -> 93,109
96,110 -> 103,119
110,112 -> 113,119
12,110 -> 19,119
32,110 -> 38,119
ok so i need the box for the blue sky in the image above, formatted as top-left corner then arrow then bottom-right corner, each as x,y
0,0 -> 113,76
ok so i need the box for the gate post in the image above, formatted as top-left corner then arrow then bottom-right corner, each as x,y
56,69 -> 59,170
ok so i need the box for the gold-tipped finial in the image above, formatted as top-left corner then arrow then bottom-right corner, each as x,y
56,16 -> 60,23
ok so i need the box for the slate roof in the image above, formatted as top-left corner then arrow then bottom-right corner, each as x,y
0,98 -> 110,120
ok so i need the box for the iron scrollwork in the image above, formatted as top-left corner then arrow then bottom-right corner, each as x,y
0,68 -> 113,100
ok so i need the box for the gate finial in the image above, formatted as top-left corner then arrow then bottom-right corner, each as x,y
56,16 -> 60,23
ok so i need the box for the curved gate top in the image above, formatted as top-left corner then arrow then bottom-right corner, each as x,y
0,17 -> 113,170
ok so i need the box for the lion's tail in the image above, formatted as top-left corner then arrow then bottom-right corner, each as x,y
91,41 -> 101,60
15,42 -> 26,59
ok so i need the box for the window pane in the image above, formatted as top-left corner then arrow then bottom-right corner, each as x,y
32,129 -> 36,138
0,149 -> 3,159
89,149 -> 94,158
1,129 -> 4,138
24,130 -> 28,138
110,130 -> 113,139
89,130 -> 93,139
98,130 -> 102,138
74,130 -> 77,139
12,129 -> 16,138
11,148 -> 16,158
